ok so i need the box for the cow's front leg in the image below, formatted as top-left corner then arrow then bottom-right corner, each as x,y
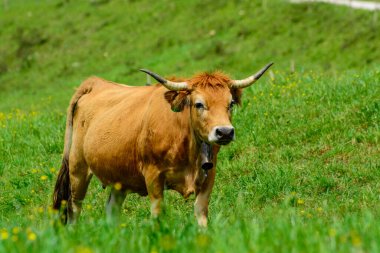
194,168 -> 216,227
145,169 -> 165,218
106,186 -> 127,224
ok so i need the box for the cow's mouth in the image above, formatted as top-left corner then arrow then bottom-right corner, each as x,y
215,139 -> 233,145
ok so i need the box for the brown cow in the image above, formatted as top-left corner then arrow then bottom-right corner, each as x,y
53,63 -> 273,226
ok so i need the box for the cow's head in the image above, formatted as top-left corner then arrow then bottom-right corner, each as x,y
141,63 -> 273,146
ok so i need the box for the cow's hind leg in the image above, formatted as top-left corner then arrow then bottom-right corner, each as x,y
106,187 -> 127,223
68,159 -> 92,224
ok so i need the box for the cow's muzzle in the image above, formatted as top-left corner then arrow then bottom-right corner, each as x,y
208,126 -> 235,145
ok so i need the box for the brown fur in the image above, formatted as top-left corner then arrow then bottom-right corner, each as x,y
53,71 -> 244,226
189,71 -> 232,89
164,72 -> 243,111
52,82 -> 93,223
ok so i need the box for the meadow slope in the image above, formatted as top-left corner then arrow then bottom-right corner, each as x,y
0,0 -> 379,252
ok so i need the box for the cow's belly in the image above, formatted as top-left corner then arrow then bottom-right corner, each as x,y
164,168 -> 206,198
83,124 -> 148,195
91,163 -> 147,195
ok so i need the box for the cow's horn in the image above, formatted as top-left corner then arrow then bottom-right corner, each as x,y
140,69 -> 189,91
231,62 -> 274,89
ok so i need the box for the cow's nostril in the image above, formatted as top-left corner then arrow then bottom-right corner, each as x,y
214,127 -> 234,140
228,128 -> 235,138
215,128 -> 223,137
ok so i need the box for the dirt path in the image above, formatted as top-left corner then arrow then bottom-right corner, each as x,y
290,0 -> 380,11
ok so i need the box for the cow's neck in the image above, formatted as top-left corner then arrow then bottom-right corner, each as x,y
188,122 -> 202,166
187,110 -> 206,169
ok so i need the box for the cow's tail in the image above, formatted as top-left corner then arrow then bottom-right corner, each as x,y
52,155 -> 70,223
53,82 -> 92,224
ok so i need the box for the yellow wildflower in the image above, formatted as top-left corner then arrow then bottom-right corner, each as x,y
27,232 -> 37,241
12,227 -> 20,234
150,248 -> 158,253
50,167 -> 56,173
31,169 -> 38,174
74,246 -> 93,253
351,231 -> 362,247
297,199 -> 304,205
40,175 -> 48,181
1,230 -> 9,240
48,206 -> 58,215
114,182 -> 122,191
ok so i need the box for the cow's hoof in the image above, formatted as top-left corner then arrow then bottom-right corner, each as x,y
197,216 -> 208,227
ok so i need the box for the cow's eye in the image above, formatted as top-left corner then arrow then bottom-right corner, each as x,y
195,102 -> 205,109
228,100 -> 236,110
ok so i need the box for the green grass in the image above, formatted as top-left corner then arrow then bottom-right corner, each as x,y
0,0 -> 379,252
0,0 -> 379,111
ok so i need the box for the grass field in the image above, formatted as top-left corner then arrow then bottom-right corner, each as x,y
0,0 -> 379,252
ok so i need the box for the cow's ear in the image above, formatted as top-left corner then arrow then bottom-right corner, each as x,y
164,91 -> 189,112
231,88 -> 243,106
